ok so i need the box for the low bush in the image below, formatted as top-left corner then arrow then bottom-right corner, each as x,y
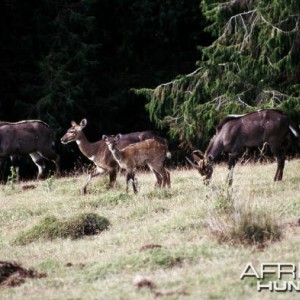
207,201 -> 282,246
13,213 -> 110,245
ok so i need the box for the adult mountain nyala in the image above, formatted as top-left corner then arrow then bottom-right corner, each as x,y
0,120 -> 60,180
61,119 -> 170,194
186,109 -> 298,185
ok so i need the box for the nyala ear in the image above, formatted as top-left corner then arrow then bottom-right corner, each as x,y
116,133 -> 122,141
102,135 -> 108,141
193,149 -> 204,157
79,118 -> 87,128
71,121 -> 77,127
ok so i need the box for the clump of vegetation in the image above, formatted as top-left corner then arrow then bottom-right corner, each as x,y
101,192 -> 132,205
145,189 -> 175,200
14,213 -> 110,245
207,208 -> 282,245
143,248 -> 183,269
207,185 -> 282,246
210,184 -> 234,214
44,175 -> 55,192
7,167 -> 18,190
80,192 -> 132,209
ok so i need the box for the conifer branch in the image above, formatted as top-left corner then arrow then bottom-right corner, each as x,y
237,97 -> 254,108
259,13 -> 299,34
214,10 -> 257,45
214,7 -> 298,50
155,68 -> 202,89
262,90 -> 291,103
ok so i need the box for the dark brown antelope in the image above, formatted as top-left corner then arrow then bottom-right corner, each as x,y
186,109 -> 298,185
0,120 -> 60,180
60,119 -> 163,194
103,135 -> 171,193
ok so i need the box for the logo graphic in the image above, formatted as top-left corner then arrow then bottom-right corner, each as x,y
241,263 -> 300,292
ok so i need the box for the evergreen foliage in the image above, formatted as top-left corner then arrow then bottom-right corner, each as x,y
139,0 -> 300,149
35,0 -> 98,133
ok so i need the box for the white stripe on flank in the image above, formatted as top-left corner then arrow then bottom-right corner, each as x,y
228,114 -> 245,118
289,125 -> 298,138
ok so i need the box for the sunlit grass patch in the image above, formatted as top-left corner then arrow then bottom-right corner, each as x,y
84,247 -> 196,281
144,188 -> 177,200
79,192 -> 133,209
142,248 -> 183,268
129,205 -> 169,220
13,213 -> 110,245
0,207 -> 49,227
53,177 -> 81,196
0,160 -> 299,299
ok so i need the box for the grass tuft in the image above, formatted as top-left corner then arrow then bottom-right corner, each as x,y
144,189 -> 176,200
13,213 -> 110,245
143,248 -> 183,268
80,192 -> 132,208
207,198 -> 282,245
208,184 -> 235,214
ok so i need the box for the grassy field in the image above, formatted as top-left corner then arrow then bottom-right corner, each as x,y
1,159 -> 300,299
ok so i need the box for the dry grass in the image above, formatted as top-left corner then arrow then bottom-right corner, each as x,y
0,159 -> 300,299
206,201 -> 282,245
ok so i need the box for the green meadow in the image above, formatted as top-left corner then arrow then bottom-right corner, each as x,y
1,159 -> 300,299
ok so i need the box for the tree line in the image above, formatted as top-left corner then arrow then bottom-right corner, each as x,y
0,0 -> 299,178
138,0 -> 300,153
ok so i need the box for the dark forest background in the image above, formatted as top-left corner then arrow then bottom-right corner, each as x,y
0,0 -> 209,176
0,0 -> 299,178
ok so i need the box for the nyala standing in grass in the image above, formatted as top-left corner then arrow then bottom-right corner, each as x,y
103,134 -> 171,193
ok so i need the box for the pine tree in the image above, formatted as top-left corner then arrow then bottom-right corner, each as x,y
136,0 -> 300,149
33,0 -> 98,133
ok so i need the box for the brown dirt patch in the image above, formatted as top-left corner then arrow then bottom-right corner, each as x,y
22,184 -> 36,191
0,261 -> 46,288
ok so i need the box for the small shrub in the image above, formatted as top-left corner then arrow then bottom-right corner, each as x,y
13,213 -> 110,245
44,175 -> 55,192
206,182 -> 281,246
207,204 -> 282,245
7,167 -> 17,190
209,184 -> 234,214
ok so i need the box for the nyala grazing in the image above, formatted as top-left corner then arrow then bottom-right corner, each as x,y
186,109 -> 298,185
